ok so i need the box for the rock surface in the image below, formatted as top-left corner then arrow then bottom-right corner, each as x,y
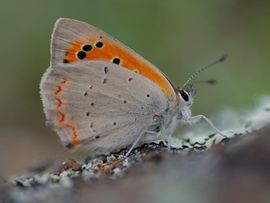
1,125 -> 270,203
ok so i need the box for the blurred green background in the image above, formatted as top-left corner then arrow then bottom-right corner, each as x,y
0,0 -> 269,176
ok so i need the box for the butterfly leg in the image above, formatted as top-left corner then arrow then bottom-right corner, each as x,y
125,130 -> 158,157
185,115 -> 227,138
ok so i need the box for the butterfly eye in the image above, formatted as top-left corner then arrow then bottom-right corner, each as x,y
179,90 -> 190,102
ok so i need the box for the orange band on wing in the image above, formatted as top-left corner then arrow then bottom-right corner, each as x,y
54,78 -> 80,147
64,38 -> 176,100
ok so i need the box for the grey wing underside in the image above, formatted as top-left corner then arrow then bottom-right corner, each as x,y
40,61 -> 168,152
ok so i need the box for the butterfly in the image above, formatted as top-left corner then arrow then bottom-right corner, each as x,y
40,18 -> 226,155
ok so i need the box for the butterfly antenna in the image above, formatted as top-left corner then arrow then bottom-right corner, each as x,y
183,54 -> 228,88
194,79 -> 217,85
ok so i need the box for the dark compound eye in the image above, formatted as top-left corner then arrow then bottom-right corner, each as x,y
179,90 -> 189,102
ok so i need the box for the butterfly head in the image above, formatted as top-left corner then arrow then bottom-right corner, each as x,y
178,83 -> 196,107
176,82 -> 196,120
175,54 -> 228,120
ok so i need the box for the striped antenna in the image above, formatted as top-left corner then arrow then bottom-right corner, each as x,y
183,54 -> 228,88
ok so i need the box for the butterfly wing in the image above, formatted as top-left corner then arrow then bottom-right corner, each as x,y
41,18 -> 180,152
51,18 -> 177,102
41,61 -> 169,152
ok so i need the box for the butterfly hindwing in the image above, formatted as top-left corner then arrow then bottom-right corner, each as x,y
40,61 -> 168,152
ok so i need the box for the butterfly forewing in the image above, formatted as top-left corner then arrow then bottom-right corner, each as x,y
51,18 -> 177,101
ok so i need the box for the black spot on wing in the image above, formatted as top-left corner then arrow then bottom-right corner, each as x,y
82,44 -> 92,52
96,41 -> 104,48
112,57 -> 120,64
77,51 -> 86,60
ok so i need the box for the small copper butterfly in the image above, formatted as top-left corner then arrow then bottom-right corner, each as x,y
40,18 -> 227,155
